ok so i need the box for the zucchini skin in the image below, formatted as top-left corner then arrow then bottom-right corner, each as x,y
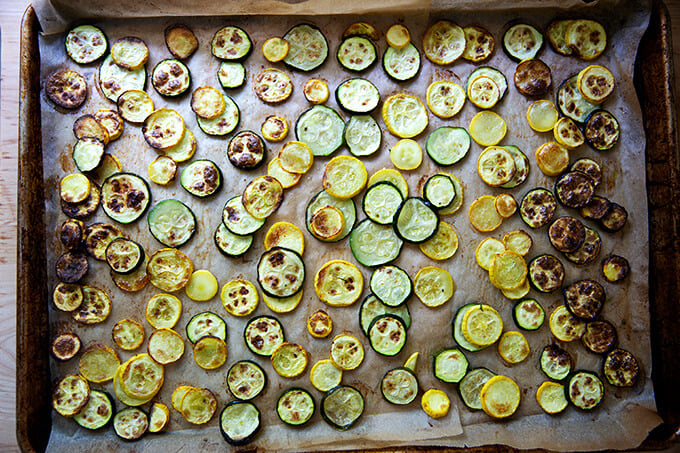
566,370 -> 604,411
180,159 -> 223,198
382,43 -> 421,82
512,299 -> 545,331
393,197 -> 439,244
276,387 -> 315,426
381,367 -> 419,405
321,385 -> 364,430
282,24 -> 329,72
432,347 -> 469,384
73,390 -> 115,430
336,37 -> 377,73
502,23 -> 544,62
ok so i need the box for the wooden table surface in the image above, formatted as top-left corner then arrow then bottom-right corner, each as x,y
2,1 -> 679,451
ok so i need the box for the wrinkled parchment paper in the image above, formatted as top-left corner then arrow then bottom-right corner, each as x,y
36,0 -> 661,451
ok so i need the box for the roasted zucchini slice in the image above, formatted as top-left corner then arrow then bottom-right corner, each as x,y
180,159 -> 222,198
582,320 -> 617,354
145,293 -> 182,329
557,74 -> 598,123
264,221 -> 304,254
305,77 -> 329,104
554,116 -> 585,149
72,137 -> 104,172
112,318 -> 145,351
148,155 -> 177,185
223,195 -> 266,236
220,401 -> 261,445
360,294 -> 411,336
78,344 -> 120,383
475,237 -> 505,271
514,59 -> 551,98
117,89 -> 154,124
363,181 -> 403,225
426,126 -> 470,166
191,86 -> 225,119
147,248 -> 193,292
148,402 -> 170,433
600,202 -> 628,232
602,254 -> 630,282
571,158 -> 602,186
322,155 -> 367,199
148,328 -> 185,365
262,290 -> 303,314
385,23 -> 409,48
165,24 -> 198,59
105,237 -> 144,274
321,385 -> 364,430
309,206 -> 345,242
211,26 -> 252,60
271,343 -> 308,378
463,26 -> 494,62
494,194 -> 517,219
421,389 -> 450,418
257,247 -> 305,298
500,145 -> 530,189
306,190 -> 356,242
227,360 -> 267,400
519,188 -> 556,229
577,65 -> 615,104
337,36 -> 377,72
477,146 -> 516,187
227,130 -> 266,170
45,69 -> 88,109
469,110 -> 506,147
307,309 -> 333,338
564,227 -> 601,265
452,303 -> 486,352
536,381 -> 568,414
277,388 -> 315,426
73,113 -> 109,144
490,251 -> 528,290
603,349 -> 639,387
330,334 -> 365,370
180,387 -> 217,424
503,23 -> 543,61
84,222 -> 123,260
394,197 -> 439,244
73,390 -> 114,430
196,94 -> 240,136
461,304 -> 503,347
99,54 -> 146,102
468,195 -> 502,232
244,315 -> 285,356
58,218 -> 85,250
143,108 -> 185,149
370,265 -> 412,307
214,224 -> 253,258
535,141 -> 569,176
540,344 -> 572,380
279,141 -> 313,174
310,359 -> 343,392
420,222 -> 459,261
52,373 -> 90,417
65,25 -> 107,64
549,305 -> 586,341
581,196 -> 612,222
113,407 -> 148,441
498,331 -> 530,364
584,110 -> 620,151
111,255 -> 149,292
423,20 -> 466,65
563,279 -> 605,321
527,100 -> 558,132
119,354 -> 164,399
480,375 -> 521,418
459,367 -> 495,410
350,218 -> 403,267
101,172 -> 150,224
254,68 -> 293,103
433,347 -> 469,384
262,37 -> 289,63
381,367 -> 418,405
548,216 -> 586,253
467,75 -> 500,109
152,59 -> 191,97
513,299 -> 545,331
390,139 -> 422,171
414,266 -> 454,308
193,336 -> 228,370
282,24 -> 329,72
567,371 -> 604,410
382,94 -> 428,139
111,37 -> 149,70
55,251 -> 88,283
53,282 -> 83,312
565,19 -> 607,60
295,105 -> 345,156
261,115 -> 288,142
383,43 -> 421,82
71,286 -> 111,324
218,61 -> 246,89
426,80 -> 465,119
335,78 -> 380,114
314,259 -> 363,307
528,254 -> 565,293
368,315 -> 407,356
267,158 -> 301,189
220,279 -> 259,317
546,19 -> 575,56
243,175 -> 284,219
147,199 -> 196,247
187,271 -> 219,302
186,311 -> 227,343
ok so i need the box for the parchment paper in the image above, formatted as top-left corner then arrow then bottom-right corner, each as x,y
36,0 -> 661,451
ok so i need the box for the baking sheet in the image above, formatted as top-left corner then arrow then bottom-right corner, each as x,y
35,0 -> 661,451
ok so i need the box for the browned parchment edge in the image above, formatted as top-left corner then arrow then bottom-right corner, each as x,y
15,1 -> 680,451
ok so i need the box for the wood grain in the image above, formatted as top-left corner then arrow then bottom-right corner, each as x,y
3,1 -> 680,451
